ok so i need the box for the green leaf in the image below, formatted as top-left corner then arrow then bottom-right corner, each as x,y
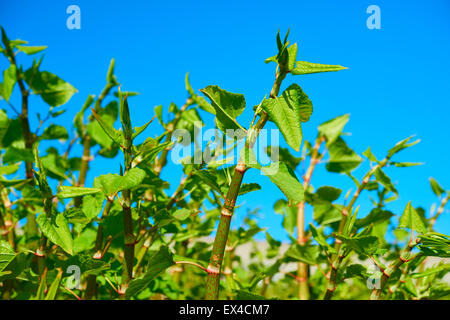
418,233 -> 450,258
336,234 -> 380,256
355,208 -> 394,229
200,85 -> 246,136
284,244 -> 320,265
172,208 -> 192,221
106,58 -> 118,85
90,108 -> 123,146
0,64 -> 16,102
238,183 -> 261,196
132,117 -> 155,140
74,95 -> 95,136
309,224 -> 335,253
261,84 -> 312,151
192,170 -> 223,196
326,137 -> 362,173
260,162 -> 304,203
429,177 -> 445,197
389,162 -> 423,167
399,201 -> 427,233
82,194 -> 104,221
44,270 -> 62,300
36,213 -> 74,255
318,114 -> 349,146
94,167 -> 146,197
374,167 -> 398,195
273,199 -> 297,234
126,246 -> 174,298
291,61 -> 347,75
185,73 -> 215,114
56,186 -> 102,199
0,163 -> 19,175
133,140 -> 172,167
16,45 -> 47,55
316,186 -> 342,202
362,147 -> 378,162
266,146 -> 302,170
0,240 -> 16,272
63,207 -> 91,224
23,70 -> 77,107
387,136 -> 420,158
40,124 -> 69,141
287,43 -> 298,71
3,146 -> 33,164
313,203 -> 342,225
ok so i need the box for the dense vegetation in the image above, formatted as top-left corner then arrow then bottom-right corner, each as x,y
0,28 -> 449,300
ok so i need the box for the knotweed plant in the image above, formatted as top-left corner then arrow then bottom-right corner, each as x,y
0,27 -> 449,300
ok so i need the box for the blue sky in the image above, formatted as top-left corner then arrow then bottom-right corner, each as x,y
1,0 -> 449,241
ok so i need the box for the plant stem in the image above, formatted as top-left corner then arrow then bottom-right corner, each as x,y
74,135 -> 91,207
75,82 -> 115,206
296,136 -> 324,300
84,198 -> 113,300
323,157 -> 390,299
120,97 -> 135,294
323,250 -> 345,300
204,69 -> 286,300
4,40 -> 40,252
430,194 -> 449,229
370,239 -> 420,300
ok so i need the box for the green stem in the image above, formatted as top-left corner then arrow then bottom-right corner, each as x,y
323,251 -> 345,300
74,135 -> 91,207
296,136 -> 324,300
430,194 -> 449,229
120,96 -> 135,294
370,239 -> 420,300
323,157 -> 390,299
204,69 -> 286,300
84,199 -> 113,300
4,38 -> 40,254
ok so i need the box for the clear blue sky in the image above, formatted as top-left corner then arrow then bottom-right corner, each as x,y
1,0 -> 449,241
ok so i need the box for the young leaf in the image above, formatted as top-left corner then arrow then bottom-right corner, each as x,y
336,234 -> 380,256
56,186 -> 102,199
387,136 -> 420,158
399,201 -> 427,233
15,45 -> 47,55
22,70 -> 77,107
0,64 -> 16,102
0,240 -> 16,272
200,85 -> 246,135
316,186 -> 342,202
185,73 -> 215,114
36,213 -> 74,255
318,114 -> 349,146
326,137 -> 362,173
260,162 -> 304,203
374,167 -> 398,195
40,124 -> 69,141
284,244 -> 320,265
362,147 -> 378,162
44,269 -> 63,300
94,167 -> 146,197
429,177 -> 445,197
90,108 -> 123,146
291,61 -> 347,75
125,246 -> 174,298
261,84 -> 313,151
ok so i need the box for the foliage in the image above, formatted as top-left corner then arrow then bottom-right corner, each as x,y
0,27 -> 448,300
